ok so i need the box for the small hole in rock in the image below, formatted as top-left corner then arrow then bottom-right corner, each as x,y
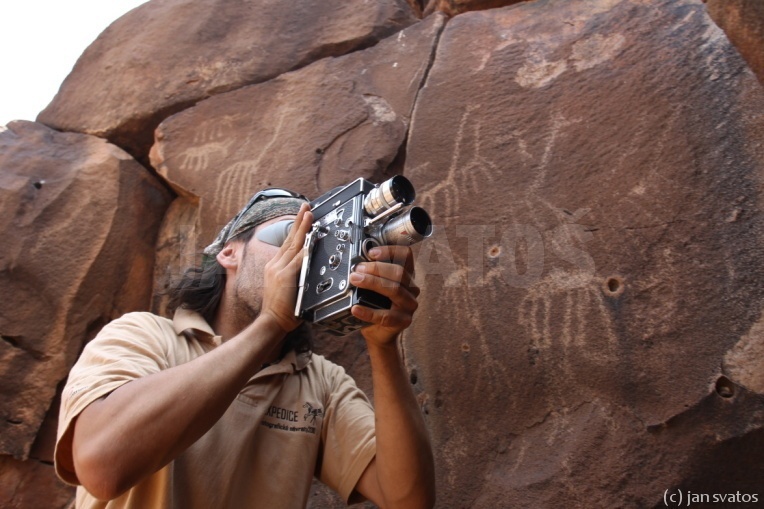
461,343 -> 470,352
603,276 -> 625,297
715,376 -> 735,399
488,246 -> 501,258
409,369 -> 418,385
33,181 -> 43,189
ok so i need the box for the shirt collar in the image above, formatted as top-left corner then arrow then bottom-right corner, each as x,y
172,308 -> 312,372
256,348 -> 313,378
173,307 -> 220,345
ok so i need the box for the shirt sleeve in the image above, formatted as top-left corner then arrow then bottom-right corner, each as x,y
316,360 -> 377,504
54,312 -> 172,485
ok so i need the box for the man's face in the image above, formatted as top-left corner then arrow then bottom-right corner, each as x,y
229,214 -> 297,320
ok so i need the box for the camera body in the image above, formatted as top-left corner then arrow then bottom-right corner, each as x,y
295,176 -> 431,336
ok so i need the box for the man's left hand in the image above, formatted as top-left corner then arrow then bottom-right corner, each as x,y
349,245 -> 420,347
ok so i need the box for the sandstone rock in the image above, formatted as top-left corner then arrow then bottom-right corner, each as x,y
404,0 -> 425,18
0,456 -> 74,509
37,0 -> 418,161
723,310 -> 764,394
706,0 -> 764,85
151,196 -> 202,318
423,0 -> 527,17
150,14 -> 445,253
402,0 -> 764,506
0,121 -> 171,460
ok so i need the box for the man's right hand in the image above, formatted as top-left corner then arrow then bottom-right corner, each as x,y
259,203 -> 313,334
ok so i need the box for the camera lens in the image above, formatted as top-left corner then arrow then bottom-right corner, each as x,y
376,206 -> 432,246
364,175 -> 416,216
408,207 -> 431,236
388,176 -> 415,205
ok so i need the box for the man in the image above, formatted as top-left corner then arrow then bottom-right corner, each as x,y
54,188 -> 435,508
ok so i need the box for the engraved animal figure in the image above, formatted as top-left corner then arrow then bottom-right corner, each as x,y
414,108 -> 613,381
178,138 -> 234,173
516,205 -> 617,365
415,104 -> 500,216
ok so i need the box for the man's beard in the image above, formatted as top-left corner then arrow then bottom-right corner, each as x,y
231,274 -> 262,330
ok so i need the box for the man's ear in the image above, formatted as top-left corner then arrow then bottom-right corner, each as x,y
216,243 -> 241,271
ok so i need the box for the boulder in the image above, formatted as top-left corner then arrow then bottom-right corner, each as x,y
37,0 -> 418,161
423,0 -> 527,17
706,0 -> 764,85
402,0 -> 764,506
150,14 -> 445,253
0,121 -> 171,460
0,456 -> 74,509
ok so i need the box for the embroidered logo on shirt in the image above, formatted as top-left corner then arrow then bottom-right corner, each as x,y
303,402 -> 324,425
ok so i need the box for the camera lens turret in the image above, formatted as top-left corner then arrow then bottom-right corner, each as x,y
363,175 -> 415,216
371,206 -> 432,246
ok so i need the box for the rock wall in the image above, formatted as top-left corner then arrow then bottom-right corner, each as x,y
705,0 -> 764,85
37,0 -> 419,162
0,122 -> 171,508
403,0 -> 764,506
2,0 -> 763,507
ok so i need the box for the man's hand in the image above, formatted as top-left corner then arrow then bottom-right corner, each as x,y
260,203 -> 313,334
349,245 -> 420,346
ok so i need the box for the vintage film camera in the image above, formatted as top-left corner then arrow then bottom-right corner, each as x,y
295,176 -> 432,335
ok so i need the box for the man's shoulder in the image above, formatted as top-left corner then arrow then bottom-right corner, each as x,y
84,311 -> 207,368
113,310 -> 172,326
303,353 -> 357,387
306,353 -> 342,372
90,311 -> 178,351
102,311 -> 175,336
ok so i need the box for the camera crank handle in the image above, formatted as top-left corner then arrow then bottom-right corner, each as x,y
294,224 -> 320,318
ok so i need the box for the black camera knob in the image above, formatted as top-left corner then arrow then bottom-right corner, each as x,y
329,253 -> 342,270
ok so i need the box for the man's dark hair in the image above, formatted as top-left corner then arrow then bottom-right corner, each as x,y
164,228 -> 312,355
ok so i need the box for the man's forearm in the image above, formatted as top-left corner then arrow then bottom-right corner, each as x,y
72,314 -> 286,500
367,340 -> 436,508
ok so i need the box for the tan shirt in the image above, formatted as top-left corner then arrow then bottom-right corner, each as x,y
55,309 -> 376,509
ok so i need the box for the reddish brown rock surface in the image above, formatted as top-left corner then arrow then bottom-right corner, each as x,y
706,0 -> 764,85
37,0 -> 418,161
150,14 -> 444,254
0,121 -> 170,502
0,455 -> 74,509
423,0 -> 527,17
4,0 -> 764,507
403,0 -> 764,506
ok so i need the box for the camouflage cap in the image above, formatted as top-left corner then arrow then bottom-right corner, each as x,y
203,191 -> 307,260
